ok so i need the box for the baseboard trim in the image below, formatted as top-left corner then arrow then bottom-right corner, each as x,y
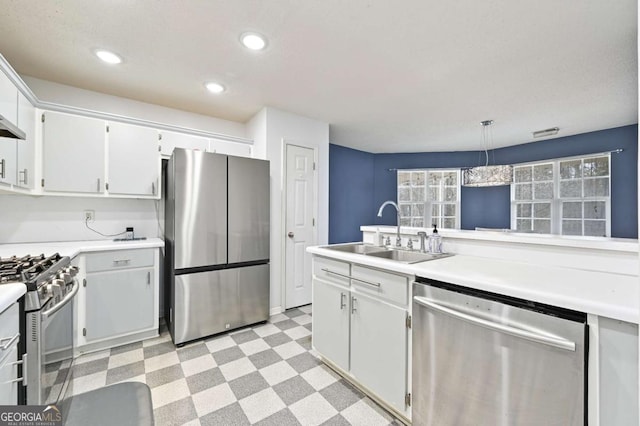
270,306 -> 283,316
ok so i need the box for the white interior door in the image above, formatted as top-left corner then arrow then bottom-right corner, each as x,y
285,144 -> 315,309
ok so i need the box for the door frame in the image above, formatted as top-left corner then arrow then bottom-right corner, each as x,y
281,139 -> 318,311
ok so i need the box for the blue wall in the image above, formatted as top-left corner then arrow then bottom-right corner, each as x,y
329,125 -> 638,242
329,144 -> 375,243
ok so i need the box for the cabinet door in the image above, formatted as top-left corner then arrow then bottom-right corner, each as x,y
0,136 -> 16,186
211,138 -> 252,158
0,70 -> 17,125
160,131 -> 209,156
312,279 -> 350,371
42,111 -> 106,193
350,291 -> 408,413
85,268 -> 154,341
16,92 -> 35,189
0,345 -> 18,405
108,122 -> 160,196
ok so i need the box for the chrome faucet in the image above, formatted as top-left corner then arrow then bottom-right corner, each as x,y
377,201 -> 402,247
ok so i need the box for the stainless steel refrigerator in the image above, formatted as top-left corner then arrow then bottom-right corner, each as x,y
165,148 -> 270,345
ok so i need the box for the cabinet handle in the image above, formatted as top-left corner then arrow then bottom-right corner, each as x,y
147,271 -> 151,285
351,277 -> 381,288
113,259 -> 131,266
19,169 -> 28,185
351,297 -> 357,314
321,268 -> 350,280
340,292 -> 346,310
0,333 -> 19,351
5,377 -> 24,384
97,178 -> 101,192
151,182 -> 156,195
0,159 -> 5,179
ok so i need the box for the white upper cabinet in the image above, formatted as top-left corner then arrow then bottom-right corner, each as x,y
160,131 -> 209,156
107,122 -> 160,197
16,92 -> 35,189
42,111 -> 106,194
210,138 -> 252,158
0,71 -> 18,186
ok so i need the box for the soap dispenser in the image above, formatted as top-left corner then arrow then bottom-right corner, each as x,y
428,224 -> 443,254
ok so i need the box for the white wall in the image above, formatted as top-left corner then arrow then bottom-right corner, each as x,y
0,194 -> 159,243
22,76 -> 247,138
248,107 -> 329,313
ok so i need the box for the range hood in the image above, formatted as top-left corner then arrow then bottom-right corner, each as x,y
0,114 -> 25,139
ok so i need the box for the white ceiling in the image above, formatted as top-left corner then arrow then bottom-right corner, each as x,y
0,1 -> 637,153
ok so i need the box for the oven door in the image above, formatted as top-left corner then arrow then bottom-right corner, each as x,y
39,279 -> 78,405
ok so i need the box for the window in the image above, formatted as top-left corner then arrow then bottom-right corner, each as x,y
511,154 -> 611,236
398,169 -> 460,229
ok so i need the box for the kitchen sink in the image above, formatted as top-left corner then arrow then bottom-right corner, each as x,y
366,250 -> 453,264
323,243 -> 389,255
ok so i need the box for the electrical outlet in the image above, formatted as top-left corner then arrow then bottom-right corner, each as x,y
84,210 -> 95,222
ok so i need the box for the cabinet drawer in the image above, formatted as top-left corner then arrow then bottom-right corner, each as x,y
0,303 -> 19,364
0,345 -> 18,405
313,256 -> 350,288
351,265 -> 408,306
86,249 -> 154,272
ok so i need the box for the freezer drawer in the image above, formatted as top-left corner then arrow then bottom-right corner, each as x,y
412,281 -> 586,426
172,264 -> 269,344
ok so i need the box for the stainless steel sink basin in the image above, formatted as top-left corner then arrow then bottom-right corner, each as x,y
366,250 -> 452,264
322,243 -> 389,255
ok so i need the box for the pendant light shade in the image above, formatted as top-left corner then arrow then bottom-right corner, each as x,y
462,120 -> 513,187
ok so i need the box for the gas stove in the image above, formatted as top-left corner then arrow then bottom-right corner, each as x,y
0,253 -> 78,311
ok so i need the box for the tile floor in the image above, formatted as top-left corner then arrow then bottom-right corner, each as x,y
63,305 -> 401,425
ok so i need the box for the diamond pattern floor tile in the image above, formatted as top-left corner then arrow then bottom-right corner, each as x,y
69,304 -> 399,425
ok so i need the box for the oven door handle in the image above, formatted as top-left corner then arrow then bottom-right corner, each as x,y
413,296 -> 576,352
41,280 -> 79,320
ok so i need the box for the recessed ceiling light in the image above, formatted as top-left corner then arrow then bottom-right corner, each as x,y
240,32 -> 267,51
95,49 -> 122,64
205,82 -> 225,94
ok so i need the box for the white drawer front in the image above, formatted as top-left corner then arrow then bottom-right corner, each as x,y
313,256 -> 350,288
351,265 -> 408,306
0,303 -> 19,364
86,249 -> 154,272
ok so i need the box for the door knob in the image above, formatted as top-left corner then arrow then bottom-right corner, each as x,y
288,232 -> 294,238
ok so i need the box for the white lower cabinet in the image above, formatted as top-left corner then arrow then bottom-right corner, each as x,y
312,279 -> 350,371
0,303 -> 20,405
311,255 -> 411,420
77,249 -> 159,353
350,291 -> 408,413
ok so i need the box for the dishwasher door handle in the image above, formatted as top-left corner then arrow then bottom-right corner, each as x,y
413,296 -> 576,352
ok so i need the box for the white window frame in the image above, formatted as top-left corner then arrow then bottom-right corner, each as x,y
397,169 -> 461,229
510,153 -> 611,236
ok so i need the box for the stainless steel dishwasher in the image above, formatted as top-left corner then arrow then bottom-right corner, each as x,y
412,277 -> 587,426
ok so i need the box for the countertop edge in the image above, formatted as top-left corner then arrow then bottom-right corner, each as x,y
0,238 -> 165,259
0,283 -> 26,314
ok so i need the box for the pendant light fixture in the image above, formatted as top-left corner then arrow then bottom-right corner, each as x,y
462,120 -> 513,187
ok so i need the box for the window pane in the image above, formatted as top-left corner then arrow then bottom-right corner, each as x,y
398,187 -> 411,202
514,166 -> 532,183
400,218 -> 411,226
429,187 -> 440,201
429,173 -> 442,185
515,183 -> 532,200
400,204 -> 412,217
560,160 -> 582,179
533,219 -> 551,234
411,172 -> 426,185
560,180 -> 582,198
562,220 -> 582,235
443,204 -> 456,216
583,157 -> 609,177
533,182 -> 553,200
516,219 -> 532,231
431,204 -> 440,217
562,202 -> 582,219
444,188 -> 457,202
584,201 -> 606,219
412,204 -> 425,217
443,172 -> 457,186
412,218 -> 424,228
584,220 -> 606,236
412,187 -> 425,202
533,164 -> 553,181
583,178 -> 609,197
398,172 -> 411,186
443,218 -> 456,229
533,203 -> 551,218
517,203 -> 532,218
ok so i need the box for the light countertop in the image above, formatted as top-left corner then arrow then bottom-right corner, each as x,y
308,244 -> 639,324
0,238 -> 164,259
0,283 -> 26,314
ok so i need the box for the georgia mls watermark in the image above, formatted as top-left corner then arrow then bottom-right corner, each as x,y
0,405 -> 62,426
